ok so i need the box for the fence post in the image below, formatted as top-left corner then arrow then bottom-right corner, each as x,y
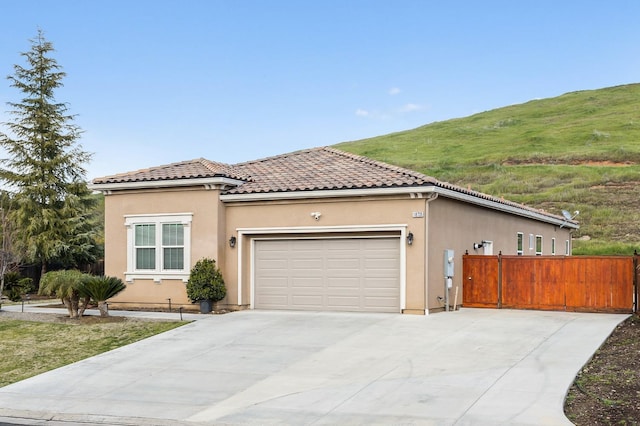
634,251 -> 638,313
497,251 -> 503,309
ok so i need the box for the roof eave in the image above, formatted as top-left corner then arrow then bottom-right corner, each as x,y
432,187 -> 579,229
220,185 -> 579,229
89,176 -> 246,193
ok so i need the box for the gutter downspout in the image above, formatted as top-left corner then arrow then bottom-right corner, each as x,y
424,192 -> 439,314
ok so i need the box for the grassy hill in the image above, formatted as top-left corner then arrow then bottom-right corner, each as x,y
335,84 -> 640,255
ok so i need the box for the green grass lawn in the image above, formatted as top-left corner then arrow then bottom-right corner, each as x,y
0,317 -> 185,387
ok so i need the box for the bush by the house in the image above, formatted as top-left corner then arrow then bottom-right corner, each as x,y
186,258 -> 226,304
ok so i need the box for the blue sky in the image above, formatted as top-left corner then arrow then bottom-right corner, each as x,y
1,1 -> 639,180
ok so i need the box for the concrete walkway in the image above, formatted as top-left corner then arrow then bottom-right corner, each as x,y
0,308 -> 627,425
0,302 -> 206,322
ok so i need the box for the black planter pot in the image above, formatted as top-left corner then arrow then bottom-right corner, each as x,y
199,299 -> 213,314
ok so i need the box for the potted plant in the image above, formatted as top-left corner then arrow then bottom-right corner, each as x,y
186,258 -> 226,313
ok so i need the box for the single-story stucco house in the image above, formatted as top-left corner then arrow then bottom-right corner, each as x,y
90,147 -> 578,314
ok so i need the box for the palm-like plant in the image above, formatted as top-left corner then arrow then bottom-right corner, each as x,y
81,275 -> 126,317
39,270 -> 89,318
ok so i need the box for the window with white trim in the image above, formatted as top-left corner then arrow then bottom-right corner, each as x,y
516,232 -> 523,255
535,235 -> 543,256
125,213 -> 192,282
551,238 -> 556,255
162,223 -> 185,270
565,239 -> 570,255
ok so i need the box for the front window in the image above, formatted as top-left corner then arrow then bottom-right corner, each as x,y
135,224 -> 156,269
162,223 -> 184,270
125,214 -> 192,282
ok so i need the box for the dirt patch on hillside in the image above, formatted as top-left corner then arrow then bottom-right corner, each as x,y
581,160 -> 635,167
564,314 -> 640,425
503,159 -> 635,166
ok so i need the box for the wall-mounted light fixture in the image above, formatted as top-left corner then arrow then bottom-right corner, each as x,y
407,232 -> 414,246
229,236 -> 237,248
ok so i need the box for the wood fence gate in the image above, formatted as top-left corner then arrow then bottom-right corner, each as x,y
463,254 -> 638,313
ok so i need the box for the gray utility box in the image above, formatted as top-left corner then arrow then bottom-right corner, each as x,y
444,249 -> 454,278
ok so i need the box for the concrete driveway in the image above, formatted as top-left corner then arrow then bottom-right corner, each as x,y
0,309 -> 626,425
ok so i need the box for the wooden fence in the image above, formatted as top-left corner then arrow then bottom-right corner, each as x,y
463,254 -> 638,313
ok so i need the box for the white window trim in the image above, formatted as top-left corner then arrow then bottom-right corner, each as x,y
565,239 -> 571,255
516,232 -> 524,255
551,238 -> 556,256
535,235 -> 543,256
124,213 -> 193,283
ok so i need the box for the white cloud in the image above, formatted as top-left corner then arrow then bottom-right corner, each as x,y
355,108 -> 370,117
389,87 -> 401,95
400,103 -> 423,112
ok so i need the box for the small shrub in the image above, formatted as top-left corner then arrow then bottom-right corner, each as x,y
2,273 -> 35,302
186,258 -> 226,303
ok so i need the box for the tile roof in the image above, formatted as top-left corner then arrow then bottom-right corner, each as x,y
92,158 -> 251,184
227,147 -> 438,194
91,146 -> 572,224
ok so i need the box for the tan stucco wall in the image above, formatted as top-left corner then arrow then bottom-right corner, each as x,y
103,187 -> 225,308
223,195 -> 428,313
427,197 -> 573,311
101,185 -> 571,314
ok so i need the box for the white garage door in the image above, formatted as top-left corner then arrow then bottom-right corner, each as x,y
254,238 -> 400,312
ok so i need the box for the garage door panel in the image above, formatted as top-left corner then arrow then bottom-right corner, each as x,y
258,276 -> 288,287
292,295 -> 324,307
255,238 -> 400,313
326,258 -> 361,269
256,294 -> 289,307
327,296 -> 361,307
290,277 -> 323,288
363,277 -> 398,288
257,258 -> 288,269
326,277 -> 359,288
291,258 -> 323,270
364,257 -> 398,266
364,297 -> 398,309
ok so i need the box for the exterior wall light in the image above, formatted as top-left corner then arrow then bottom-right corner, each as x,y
229,236 -> 237,248
407,232 -> 414,245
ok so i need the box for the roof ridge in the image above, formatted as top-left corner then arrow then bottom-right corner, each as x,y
93,158 -> 201,181
232,147 -> 319,167
322,147 -> 437,182
197,157 -> 236,173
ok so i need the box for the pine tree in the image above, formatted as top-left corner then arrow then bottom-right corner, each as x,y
0,30 -> 100,277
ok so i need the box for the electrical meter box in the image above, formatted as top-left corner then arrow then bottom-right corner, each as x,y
444,249 -> 455,277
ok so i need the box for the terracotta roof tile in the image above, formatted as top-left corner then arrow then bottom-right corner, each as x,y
92,158 -> 251,184
91,147 -> 571,224
227,147 -> 436,194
